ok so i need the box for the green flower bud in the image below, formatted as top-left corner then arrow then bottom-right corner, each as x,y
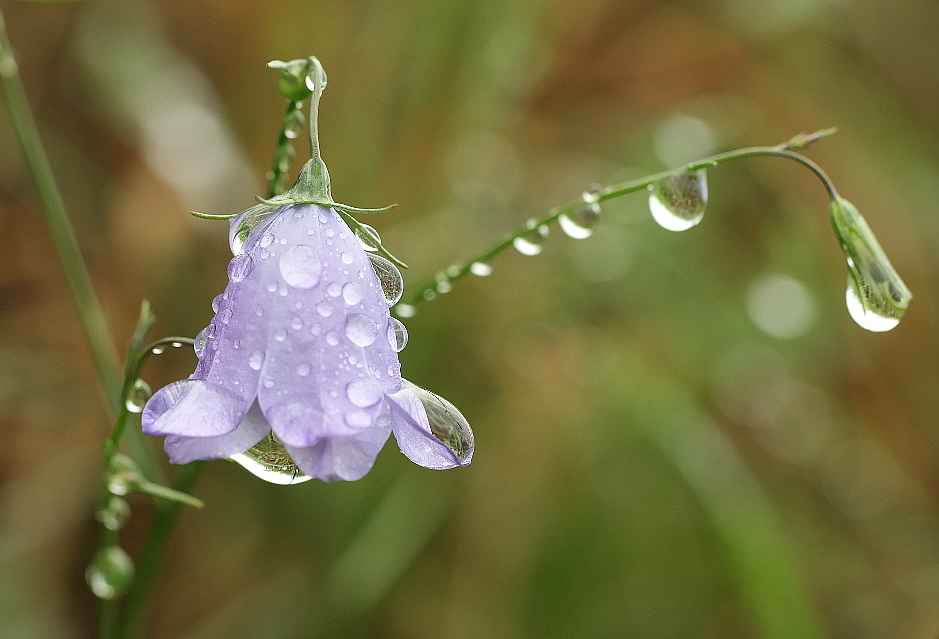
267,58 -> 314,102
829,197 -> 911,331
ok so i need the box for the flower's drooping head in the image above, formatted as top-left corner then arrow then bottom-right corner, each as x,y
143,204 -> 473,482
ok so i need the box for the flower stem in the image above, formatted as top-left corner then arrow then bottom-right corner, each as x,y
266,100 -> 304,198
398,128 -> 840,309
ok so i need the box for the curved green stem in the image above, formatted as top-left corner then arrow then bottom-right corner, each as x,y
397,129 -> 840,309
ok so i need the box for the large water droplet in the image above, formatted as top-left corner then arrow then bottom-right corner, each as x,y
356,224 -> 381,251
403,380 -> 474,462
228,254 -> 254,282
248,350 -> 264,370
296,362 -> 311,377
211,294 -> 223,312
125,379 -> 152,414
279,244 -> 322,289
367,254 -> 404,305
559,201 -> 601,239
648,169 -> 708,231
346,379 -> 382,407
345,314 -> 380,347
845,275 -> 901,332
342,282 -> 363,305
230,433 -> 312,485
387,318 -> 408,352
86,546 -> 135,600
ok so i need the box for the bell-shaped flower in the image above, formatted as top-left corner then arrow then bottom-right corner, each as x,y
142,204 -> 473,483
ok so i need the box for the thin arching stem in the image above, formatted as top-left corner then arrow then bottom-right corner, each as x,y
397,129 -> 841,309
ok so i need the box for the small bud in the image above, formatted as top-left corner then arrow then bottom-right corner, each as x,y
267,59 -> 314,102
829,197 -> 912,331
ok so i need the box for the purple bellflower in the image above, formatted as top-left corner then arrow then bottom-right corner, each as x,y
141,58 -> 473,483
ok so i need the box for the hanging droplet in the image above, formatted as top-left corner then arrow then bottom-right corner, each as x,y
95,496 -> 131,532
387,318 -> 408,352
513,219 -> 549,256
283,109 -> 306,139
648,169 -> 708,231
470,262 -> 493,277
86,546 -> 135,600
345,313 -> 380,347
211,294 -> 223,313
829,197 -> 911,332
193,328 -> 209,358
125,379 -> 152,414
403,381 -> 474,462
367,254 -> 404,305
230,433 -> 312,485
150,344 -> 167,355
355,224 -> 381,251
559,203 -> 600,239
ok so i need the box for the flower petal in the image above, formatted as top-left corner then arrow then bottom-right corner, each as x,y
285,423 -> 392,483
163,401 -> 271,463
142,379 -> 247,438
386,387 -> 464,470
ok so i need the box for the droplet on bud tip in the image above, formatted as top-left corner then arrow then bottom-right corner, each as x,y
125,379 -> 152,414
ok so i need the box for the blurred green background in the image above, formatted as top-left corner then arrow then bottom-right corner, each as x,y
2,0 -> 939,637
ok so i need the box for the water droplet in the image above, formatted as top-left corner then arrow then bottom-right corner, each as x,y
387,318 -> 408,352
436,281 -> 451,294
151,345 -> 167,354
263,378 -> 275,388
342,282 -> 363,305
266,282 -> 277,293
559,202 -> 600,239
86,546 -> 135,600
255,305 -> 265,317
513,219 -> 548,256
326,228 -> 335,238
219,308 -> 233,324
230,433 -> 312,485
279,244 -> 322,289
648,169 -> 708,231
845,275 -> 901,332
347,379 -> 382,407
95,496 -> 131,532
367,254 -> 404,305
327,282 -> 342,297
403,380 -> 474,462
345,411 -> 372,428
296,362 -> 311,377
470,262 -> 493,276
273,328 -> 287,341
310,323 -> 322,336
395,304 -> 416,318
125,379 -> 152,414
356,224 -> 381,251
259,232 -> 275,248
316,300 -> 333,317
194,328 -> 209,358
283,110 -> 305,140
248,350 -> 264,370
326,331 -> 340,346
345,314 -> 380,347
341,251 -> 354,265
211,294 -> 223,312
291,316 -> 303,330
170,341 -> 184,349
228,254 -> 254,282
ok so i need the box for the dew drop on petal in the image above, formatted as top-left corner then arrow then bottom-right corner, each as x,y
259,233 -> 274,248
228,254 -> 254,282
296,362 -> 311,377
219,308 -> 233,324
266,282 -> 277,293
273,328 -> 287,342
367,254 -> 404,305
316,300 -> 333,317
263,378 -> 275,388
341,251 -> 354,264
327,282 -> 342,297
648,169 -> 708,232
279,245 -> 322,289
346,379 -> 383,407
194,328 -> 209,358
470,262 -> 493,276
125,379 -> 152,414
310,323 -> 322,336
345,313 -> 380,347
326,331 -> 340,346
291,316 -> 303,330
248,350 -> 264,370
345,411 -> 372,429
342,282 -> 363,306
211,294 -> 223,312
387,318 -> 408,352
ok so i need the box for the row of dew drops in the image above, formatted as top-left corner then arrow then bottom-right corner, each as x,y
393,170 -> 707,318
